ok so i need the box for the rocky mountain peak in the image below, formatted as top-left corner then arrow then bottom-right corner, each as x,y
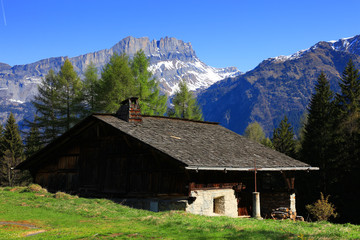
0,36 -> 240,128
198,34 -> 360,136
111,36 -> 197,62
0,63 -> 12,71
329,35 -> 360,55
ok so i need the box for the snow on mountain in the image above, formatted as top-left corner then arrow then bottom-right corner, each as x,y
268,47 -> 312,63
328,35 -> 360,54
198,34 -> 360,136
0,36 -> 241,127
148,59 -> 241,95
269,35 -> 360,64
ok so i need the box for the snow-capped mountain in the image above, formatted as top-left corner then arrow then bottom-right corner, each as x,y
267,35 -> 360,64
0,36 -> 241,127
198,35 -> 360,135
149,59 -> 239,95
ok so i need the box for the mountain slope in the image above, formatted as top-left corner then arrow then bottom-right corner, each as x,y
198,35 -> 360,135
0,36 -> 241,127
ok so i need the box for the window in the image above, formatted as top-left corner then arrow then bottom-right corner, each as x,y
213,196 -> 225,214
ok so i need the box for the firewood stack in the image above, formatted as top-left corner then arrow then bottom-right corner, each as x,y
271,207 -> 296,220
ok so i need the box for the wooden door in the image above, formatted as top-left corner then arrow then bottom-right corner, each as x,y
237,192 -> 252,216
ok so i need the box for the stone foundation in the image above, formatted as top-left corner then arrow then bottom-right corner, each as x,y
186,189 -> 238,217
114,190 -> 294,219
114,189 -> 237,217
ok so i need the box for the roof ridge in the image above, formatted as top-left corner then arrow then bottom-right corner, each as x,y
141,115 -> 219,125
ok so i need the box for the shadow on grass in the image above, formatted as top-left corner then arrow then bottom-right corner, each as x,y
167,229 -> 294,239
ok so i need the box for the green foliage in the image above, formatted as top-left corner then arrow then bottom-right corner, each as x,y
29,60 -> 84,143
306,193 -> 338,221
0,113 -> 25,186
1,113 -> 23,159
301,72 -> 335,193
336,59 -> 360,119
333,59 -> 360,166
244,121 -> 273,148
298,63 -> 360,223
29,52 -> 167,148
96,53 -> 135,112
95,51 -> 167,115
244,122 -> 265,142
260,137 -> 274,149
272,116 -> 296,157
57,59 -> 83,130
131,50 -> 167,115
329,59 -> 360,223
30,69 -> 63,143
171,80 -> 203,120
24,116 -> 42,158
82,62 -> 99,114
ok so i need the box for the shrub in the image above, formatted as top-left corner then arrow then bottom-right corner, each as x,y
26,184 -> 48,194
306,193 -> 338,221
54,191 -> 78,199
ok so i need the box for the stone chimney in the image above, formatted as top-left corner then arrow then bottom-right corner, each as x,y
116,97 -> 142,123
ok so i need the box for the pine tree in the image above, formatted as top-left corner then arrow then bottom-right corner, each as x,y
24,117 -> 43,158
57,59 -> 83,130
171,80 -> 203,120
301,72 -> 335,193
131,50 -> 167,115
96,53 -> 135,112
82,62 -> 100,114
334,59 -> 360,172
29,69 -> 63,143
0,113 -> 24,186
331,60 -> 360,222
272,116 -> 296,157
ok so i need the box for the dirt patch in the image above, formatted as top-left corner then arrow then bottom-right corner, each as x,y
127,233 -> 143,238
109,233 -> 124,237
0,221 -> 46,237
0,224 -> 30,230
0,221 -> 38,229
24,230 -> 46,237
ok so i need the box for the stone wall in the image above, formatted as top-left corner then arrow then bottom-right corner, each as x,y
113,188 -> 238,217
186,189 -> 238,217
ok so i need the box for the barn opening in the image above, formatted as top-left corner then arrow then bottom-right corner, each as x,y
213,196 -> 225,214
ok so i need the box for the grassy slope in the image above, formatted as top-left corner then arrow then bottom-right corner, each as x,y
0,187 -> 359,239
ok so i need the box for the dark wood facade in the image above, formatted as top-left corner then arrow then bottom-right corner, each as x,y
29,118 -> 295,217
32,121 -> 188,198
19,99 -> 314,217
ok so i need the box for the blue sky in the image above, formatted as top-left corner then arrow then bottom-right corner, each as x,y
1,0 -> 360,72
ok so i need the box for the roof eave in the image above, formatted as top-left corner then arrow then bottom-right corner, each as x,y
185,166 -> 319,171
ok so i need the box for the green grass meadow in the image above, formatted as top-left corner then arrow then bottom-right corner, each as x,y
0,186 -> 359,239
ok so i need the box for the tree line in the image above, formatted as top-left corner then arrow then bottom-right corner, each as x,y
244,59 -> 360,223
27,50 -> 202,146
0,50 -> 203,186
0,113 -> 32,186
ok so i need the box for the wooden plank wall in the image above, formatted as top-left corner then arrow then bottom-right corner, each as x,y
35,122 -> 188,197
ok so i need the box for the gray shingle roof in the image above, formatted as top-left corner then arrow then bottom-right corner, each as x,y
94,115 -> 312,170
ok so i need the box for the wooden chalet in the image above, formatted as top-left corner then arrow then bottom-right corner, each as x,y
17,98 -> 318,218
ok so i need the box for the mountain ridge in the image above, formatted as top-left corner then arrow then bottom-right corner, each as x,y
0,36 -> 241,127
198,35 -> 360,135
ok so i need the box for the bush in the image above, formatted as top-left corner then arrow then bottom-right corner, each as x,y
306,193 -> 338,221
54,191 -> 78,199
26,184 -> 48,194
